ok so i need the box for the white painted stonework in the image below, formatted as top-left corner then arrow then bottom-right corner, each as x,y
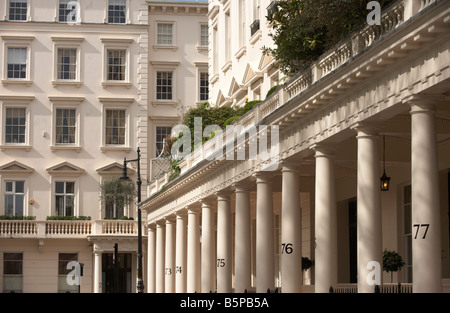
143,0 -> 450,293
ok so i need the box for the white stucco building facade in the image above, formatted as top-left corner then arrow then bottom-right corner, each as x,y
143,0 -> 450,294
0,0 -> 208,293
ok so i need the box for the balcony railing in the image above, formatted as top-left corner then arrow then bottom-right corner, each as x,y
250,19 -> 260,37
0,219 -> 144,239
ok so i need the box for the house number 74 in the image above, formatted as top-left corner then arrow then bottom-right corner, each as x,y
413,224 -> 430,239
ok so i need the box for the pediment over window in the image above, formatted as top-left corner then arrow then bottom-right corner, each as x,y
258,53 -> 274,72
46,162 -> 85,176
0,161 -> 34,174
228,77 -> 246,99
242,63 -> 263,87
96,162 -> 135,176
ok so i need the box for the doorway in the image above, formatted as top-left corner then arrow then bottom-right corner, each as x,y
348,198 -> 357,283
102,253 -> 132,293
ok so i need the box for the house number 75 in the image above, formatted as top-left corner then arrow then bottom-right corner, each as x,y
413,224 -> 430,239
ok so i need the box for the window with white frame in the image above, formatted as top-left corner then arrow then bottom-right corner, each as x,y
55,181 -> 75,217
7,48 -> 27,79
57,48 -> 77,80
3,253 -> 23,293
200,72 -> 209,101
105,109 -> 126,145
155,126 -> 172,157
156,71 -> 173,100
157,23 -> 173,45
5,107 -> 26,144
58,253 -> 79,293
107,49 -> 126,81
8,0 -> 27,21
58,0 -> 77,23
200,24 -> 208,47
108,0 -> 126,24
4,181 -> 25,216
55,108 -> 76,145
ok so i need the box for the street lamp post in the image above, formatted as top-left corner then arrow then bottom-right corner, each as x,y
120,147 -> 144,293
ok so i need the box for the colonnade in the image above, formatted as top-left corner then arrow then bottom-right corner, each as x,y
146,97 -> 442,293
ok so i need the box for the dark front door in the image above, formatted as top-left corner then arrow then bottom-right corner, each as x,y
102,253 -> 132,293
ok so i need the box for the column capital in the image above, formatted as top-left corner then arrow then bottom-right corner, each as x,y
200,196 -> 216,207
253,171 -> 274,183
233,181 -> 253,193
310,143 -> 336,158
215,189 -> 233,201
403,94 -> 445,113
280,160 -> 301,172
351,122 -> 382,138
165,215 -> 176,224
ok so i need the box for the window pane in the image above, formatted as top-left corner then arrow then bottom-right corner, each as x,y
156,72 -> 173,100
56,195 -> 64,216
57,48 -> 77,80
58,253 -> 78,275
5,108 -> 26,143
56,182 -> 64,194
156,126 -> 172,157
157,23 -> 173,45
14,195 -> 24,216
107,49 -> 126,81
108,0 -> 126,24
66,182 -> 74,194
5,195 -> 14,216
4,253 -> 23,275
15,181 -> 24,193
5,182 -> 13,192
9,0 -> 27,21
7,48 -> 27,79
105,110 -> 126,145
66,196 -> 74,216
55,109 -> 76,144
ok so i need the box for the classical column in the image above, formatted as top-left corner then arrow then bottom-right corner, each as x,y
201,199 -> 216,293
355,125 -> 382,293
165,217 -> 176,293
312,145 -> 338,293
93,250 -> 102,293
156,222 -> 165,293
254,172 -> 275,293
216,190 -> 232,293
147,225 -> 156,293
175,213 -> 187,293
409,97 -> 442,293
233,182 -> 252,293
187,207 -> 200,293
281,161 -> 302,293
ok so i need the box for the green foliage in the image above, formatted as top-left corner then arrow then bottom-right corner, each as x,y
383,248 -> 406,282
266,85 -> 280,98
99,177 -> 136,211
0,215 -> 36,220
302,256 -> 313,271
46,216 -> 91,221
104,216 -> 134,220
264,0 -> 395,76
168,159 -> 181,183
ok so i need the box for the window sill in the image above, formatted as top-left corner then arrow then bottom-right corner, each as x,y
235,46 -> 247,60
100,146 -> 132,153
221,61 -> 232,73
102,81 -> 132,89
50,145 -> 82,153
52,81 -> 82,88
249,30 -> 262,45
152,45 -> 178,52
196,46 -> 208,52
0,145 -> 32,152
151,100 -> 179,107
1,79 -> 32,87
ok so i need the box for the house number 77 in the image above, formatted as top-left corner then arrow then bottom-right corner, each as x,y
413,224 -> 430,239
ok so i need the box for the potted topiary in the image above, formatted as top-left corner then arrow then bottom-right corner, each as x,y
383,248 -> 406,283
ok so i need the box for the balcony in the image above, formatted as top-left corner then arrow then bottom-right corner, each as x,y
0,219 -> 143,239
250,19 -> 260,37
